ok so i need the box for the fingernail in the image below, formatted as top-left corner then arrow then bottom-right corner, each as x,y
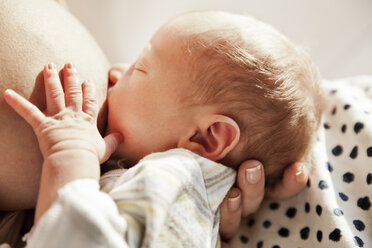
66,62 -> 74,69
246,163 -> 261,184
4,89 -> 14,97
47,63 -> 56,71
296,163 -> 306,183
227,193 -> 241,212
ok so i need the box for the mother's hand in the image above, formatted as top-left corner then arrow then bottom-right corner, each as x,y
219,160 -> 309,242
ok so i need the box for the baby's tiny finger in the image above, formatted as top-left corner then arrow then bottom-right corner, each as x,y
100,132 -> 123,163
63,63 -> 82,111
4,89 -> 45,130
82,80 -> 98,120
43,63 -> 65,114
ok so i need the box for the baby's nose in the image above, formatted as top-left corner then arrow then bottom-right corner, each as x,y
108,63 -> 131,87
109,70 -> 121,87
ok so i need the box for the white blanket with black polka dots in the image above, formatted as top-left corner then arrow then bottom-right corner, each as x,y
230,75 -> 372,248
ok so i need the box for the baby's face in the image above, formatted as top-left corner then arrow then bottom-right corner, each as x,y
106,26 -> 195,166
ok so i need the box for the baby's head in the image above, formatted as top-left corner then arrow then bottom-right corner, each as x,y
107,11 -> 322,184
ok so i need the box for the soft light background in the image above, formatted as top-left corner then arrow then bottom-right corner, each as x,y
65,0 -> 372,80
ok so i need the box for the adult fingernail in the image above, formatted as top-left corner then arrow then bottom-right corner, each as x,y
228,193 -> 241,212
295,163 -> 306,183
246,163 -> 261,184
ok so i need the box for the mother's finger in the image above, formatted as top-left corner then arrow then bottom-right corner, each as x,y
3,89 -> 45,130
63,63 -> 82,111
219,187 -> 242,240
237,160 -> 265,217
43,63 -> 65,114
265,162 -> 308,199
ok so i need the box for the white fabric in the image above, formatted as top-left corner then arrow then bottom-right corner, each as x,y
26,149 -> 236,248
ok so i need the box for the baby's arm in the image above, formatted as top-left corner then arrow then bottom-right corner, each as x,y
3,63 -> 121,224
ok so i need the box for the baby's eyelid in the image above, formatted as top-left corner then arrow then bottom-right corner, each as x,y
134,67 -> 147,74
134,62 -> 148,74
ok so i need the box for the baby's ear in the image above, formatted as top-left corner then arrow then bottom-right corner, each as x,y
178,114 -> 240,161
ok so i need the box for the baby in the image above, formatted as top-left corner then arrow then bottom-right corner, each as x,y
4,11 -> 322,247
104,11 -> 322,184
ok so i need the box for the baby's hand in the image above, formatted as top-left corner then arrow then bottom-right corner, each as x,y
4,63 -> 121,163
4,63 -> 122,223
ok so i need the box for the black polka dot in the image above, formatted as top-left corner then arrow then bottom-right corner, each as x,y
330,89 -> 337,95
272,246 -> 280,248
332,145 -> 343,156
331,107 -> 337,115
329,228 -> 342,242
263,220 -> 271,228
339,192 -> 349,201
307,179 -> 311,188
343,172 -> 354,183
333,208 -> 343,216
257,241 -> 263,248
353,220 -> 365,231
367,173 -> 372,184
286,207 -> 297,218
304,202 -> 310,213
316,205 -> 322,216
357,196 -> 371,210
318,180 -> 328,190
324,123 -> 330,129
248,218 -> 255,227
354,236 -> 364,247
278,228 -> 289,237
354,122 -> 364,134
341,124 -> 347,133
269,202 -> 280,210
317,230 -> 323,242
240,235 -> 249,244
300,227 -> 310,240
349,146 -> 358,159
367,147 -> 372,157
344,104 -> 351,110
327,162 -> 333,172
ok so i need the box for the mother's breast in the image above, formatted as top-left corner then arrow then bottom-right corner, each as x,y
0,0 -> 110,209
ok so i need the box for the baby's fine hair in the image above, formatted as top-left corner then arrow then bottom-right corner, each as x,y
169,11 -> 323,184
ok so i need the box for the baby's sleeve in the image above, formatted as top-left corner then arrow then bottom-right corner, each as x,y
26,149 -> 229,248
26,179 -> 128,248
